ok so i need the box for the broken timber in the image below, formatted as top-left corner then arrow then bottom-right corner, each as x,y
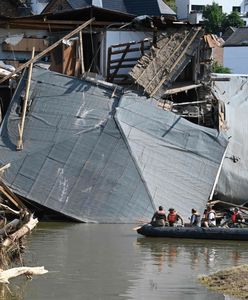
130,26 -> 204,97
0,166 -> 38,270
0,18 -> 95,85
16,47 -> 35,151
0,266 -> 48,284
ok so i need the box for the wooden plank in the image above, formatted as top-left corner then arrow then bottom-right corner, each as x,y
109,64 -> 136,70
79,30 -> 85,74
110,46 -> 150,55
164,83 -> 202,95
16,47 -> 35,151
110,57 -> 141,64
106,47 -> 112,81
0,18 -> 95,85
110,38 -> 151,48
2,38 -> 47,52
0,181 -> 26,210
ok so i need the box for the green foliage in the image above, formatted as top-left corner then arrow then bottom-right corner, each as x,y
222,11 -> 245,28
164,0 -> 176,12
203,2 -> 245,34
211,61 -> 231,74
203,2 -> 225,34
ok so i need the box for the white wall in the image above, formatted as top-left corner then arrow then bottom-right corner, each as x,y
175,0 -> 190,20
224,47 -> 248,74
176,0 -> 247,20
100,30 -> 151,77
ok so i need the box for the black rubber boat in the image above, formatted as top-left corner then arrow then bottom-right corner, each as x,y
137,224 -> 248,241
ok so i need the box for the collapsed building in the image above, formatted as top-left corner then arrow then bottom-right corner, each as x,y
0,7 -> 243,222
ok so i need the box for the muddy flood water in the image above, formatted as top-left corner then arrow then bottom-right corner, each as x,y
1,223 -> 247,300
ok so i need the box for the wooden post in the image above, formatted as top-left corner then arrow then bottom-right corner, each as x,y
16,47 -> 35,151
0,179 -> 27,210
0,18 -> 95,85
79,30 -> 85,74
0,163 -> 11,173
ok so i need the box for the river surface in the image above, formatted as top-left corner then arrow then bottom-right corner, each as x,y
1,223 -> 247,300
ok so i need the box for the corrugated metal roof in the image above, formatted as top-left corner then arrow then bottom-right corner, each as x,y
116,92 -> 228,221
0,67 -> 228,223
0,67 -> 154,223
224,27 -> 248,47
67,0 -> 176,16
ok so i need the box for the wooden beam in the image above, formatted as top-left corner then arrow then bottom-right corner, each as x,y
17,47 -> 35,151
0,163 -> 11,173
0,266 -> 47,284
0,179 -> 26,210
0,18 -> 95,85
79,30 -> 85,74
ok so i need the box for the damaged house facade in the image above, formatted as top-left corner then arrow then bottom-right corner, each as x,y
0,4 -> 243,223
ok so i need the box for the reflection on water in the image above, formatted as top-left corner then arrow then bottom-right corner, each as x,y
1,223 -> 246,300
132,237 -> 245,300
136,237 -> 247,273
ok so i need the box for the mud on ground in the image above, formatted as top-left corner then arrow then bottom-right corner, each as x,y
198,264 -> 248,299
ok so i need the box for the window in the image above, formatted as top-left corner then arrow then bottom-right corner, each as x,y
232,6 -> 241,12
191,5 -> 205,12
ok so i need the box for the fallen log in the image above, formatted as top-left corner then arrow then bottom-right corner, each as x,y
2,214 -> 38,248
0,266 -> 48,283
0,219 -> 19,236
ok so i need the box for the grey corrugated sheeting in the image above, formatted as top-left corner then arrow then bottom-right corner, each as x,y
67,0 -> 176,16
0,66 -> 154,223
0,67 -> 228,223
213,74 -> 248,204
115,93 -> 228,221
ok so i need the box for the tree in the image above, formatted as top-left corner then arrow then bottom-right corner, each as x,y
203,2 -> 225,34
222,11 -> 245,29
203,2 -> 245,35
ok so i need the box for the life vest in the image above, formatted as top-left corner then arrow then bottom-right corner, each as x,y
168,211 -> 177,223
231,212 -> 241,223
156,210 -> 166,220
191,213 -> 201,226
207,210 -> 216,221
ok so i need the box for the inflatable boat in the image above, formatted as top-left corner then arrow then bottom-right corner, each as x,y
137,224 -> 248,241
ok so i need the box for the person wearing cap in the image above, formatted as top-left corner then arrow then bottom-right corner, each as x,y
190,208 -> 201,227
167,208 -> 184,227
151,206 -> 167,227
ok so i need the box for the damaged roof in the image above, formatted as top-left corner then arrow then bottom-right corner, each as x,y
130,25 -> 204,98
0,67 -> 228,223
224,27 -> 248,47
45,0 -> 176,16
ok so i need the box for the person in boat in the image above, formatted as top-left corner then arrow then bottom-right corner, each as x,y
203,206 -> 216,227
151,206 -> 167,227
167,208 -> 184,227
231,207 -> 245,227
190,208 -> 201,227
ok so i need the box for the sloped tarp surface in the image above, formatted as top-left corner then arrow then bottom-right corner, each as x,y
115,93 -> 228,220
213,74 -> 248,204
0,67 -> 154,223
